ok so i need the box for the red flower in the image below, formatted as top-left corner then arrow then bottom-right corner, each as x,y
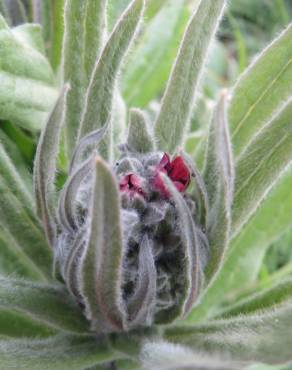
119,174 -> 145,197
153,153 -> 191,197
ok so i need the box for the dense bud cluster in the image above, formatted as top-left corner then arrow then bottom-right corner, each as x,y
55,146 -> 209,332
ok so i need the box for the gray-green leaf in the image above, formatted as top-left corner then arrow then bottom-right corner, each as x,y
154,0 -> 226,153
78,0 -> 145,160
79,157 -> 126,333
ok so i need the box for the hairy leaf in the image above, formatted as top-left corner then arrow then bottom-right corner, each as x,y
204,92 -> 234,280
34,86 -> 68,245
0,308 -> 55,338
154,0 -> 226,153
216,278 -> 292,319
127,108 -> 155,153
0,334 -> 118,370
0,182 -> 52,281
166,304 -> 292,363
232,99 -> 292,235
0,277 -> 89,334
0,14 -> 57,130
78,0 -> 145,159
157,174 -> 201,322
79,157 -> 126,333
84,0 -> 107,85
141,341 -> 240,370
0,141 -> 34,217
230,24 -> 292,157
62,0 -> 87,157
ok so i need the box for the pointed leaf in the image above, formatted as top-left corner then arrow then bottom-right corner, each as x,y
0,334 -> 118,370
84,0 -> 107,85
166,304 -> 292,363
154,0 -> 226,153
230,24 -> 292,157
216,278 -> 292,319
127,236 -> 157,327
186,167 -> 292,324
157,174 -> 201,322
34,85 -> 68,245
69,125 -> 108,172
0,277 -> 89,334
79,157 -> 126,333
127,108 -> 155,153
62,0 -> 87,157
12,23 -> 46,54
58,157 -> 94,231
203,92 -> 234,280
78,0 -> 145,159
232,99 -> 292,235
181,152 -> 209,228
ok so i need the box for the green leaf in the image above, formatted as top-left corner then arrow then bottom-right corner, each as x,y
127,108 -> 154,153
154,0 -> 226,153
122,0 -> 188,108
141,341 -> 239,370
0,308 -> 56,338
216,278 -> 292,319
0,181 -> 52,282
185,167 -> 292,323
0,277 -> 89,334
0,227 -> 49,281
62,0 -> 87,157
34,86 -> 68,245
12,23 -> 46,54
0,141 -> 34,217
79,157 -> 126,333
232,99 -> 292,235
0,15 -> 57,131
204,92 -> 234,280
50,0 -> 65,70
230,23 -> 292,157
84,0 -> 107,86
78,0 -> 145,159
157,174 -> 201,322
0,333 -> 118,370
166,304 -> 292,363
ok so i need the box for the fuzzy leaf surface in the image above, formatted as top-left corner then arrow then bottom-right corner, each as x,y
127,108 -> 154,153
84,0 -> 107,85
0,277 -> 89,334
80,158 -> 125,332
0,182 -> 52,281
0,334 -> 118,370
230,24 -> 292,157
232,99 -> 292,235
216,278 -> 292,319
204,93 -> 234,280
166,304 -> 292,363
141,341 -> 240,370
34,86 -> 68,245
0,15 -> 57,131
186,168 -> 292,322
62,0 -> 87,157
78,0 -> 145,159
154,0 -> 226,153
